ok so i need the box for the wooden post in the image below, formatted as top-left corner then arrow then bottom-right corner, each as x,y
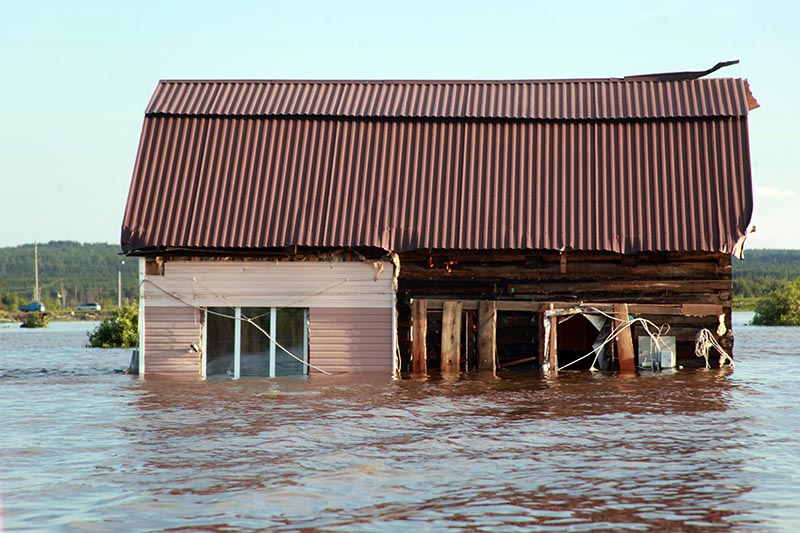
614,303 -> 636,373
478,300 -> 497,371
411,299 -> 428,375
538,304 -> 548,371
441,301 -> 462,372
549,312 -> 558,374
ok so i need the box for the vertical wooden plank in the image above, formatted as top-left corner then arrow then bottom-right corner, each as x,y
478,300 -> 497,371
548,313 -> 558,374
411,299 -> 428,374
538,304 -> 548,371
614,303 -> 636,373
441,301 -> 462,372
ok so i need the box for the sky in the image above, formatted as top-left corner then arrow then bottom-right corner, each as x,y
1,0 -> 798,250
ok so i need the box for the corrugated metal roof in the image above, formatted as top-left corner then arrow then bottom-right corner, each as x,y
122,76 -> 755,256
146,78 -> 756,120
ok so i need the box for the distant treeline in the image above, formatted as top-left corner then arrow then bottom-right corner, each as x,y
0,241 -> 138,310
732,249 -> 800,298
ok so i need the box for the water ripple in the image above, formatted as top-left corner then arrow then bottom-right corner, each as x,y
1,317 -> 798,531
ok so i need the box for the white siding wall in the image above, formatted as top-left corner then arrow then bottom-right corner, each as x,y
141,260 -> 395,376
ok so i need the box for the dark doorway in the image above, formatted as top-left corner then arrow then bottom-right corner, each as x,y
556,313 -> 604,370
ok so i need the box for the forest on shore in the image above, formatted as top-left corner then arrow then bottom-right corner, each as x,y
0,242 -> 798,316
0,241 -> 138,316
731,249 -> 800,308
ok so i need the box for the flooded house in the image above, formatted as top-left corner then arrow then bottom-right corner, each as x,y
122,70 -> 758,378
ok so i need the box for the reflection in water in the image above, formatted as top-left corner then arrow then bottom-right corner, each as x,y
0,316 -> 798,531
122,371 -> 756,531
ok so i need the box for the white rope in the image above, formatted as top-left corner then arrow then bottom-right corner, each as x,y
242,308 -> 331,376
556,307 -> 670,371
143,279 -> 333,375
695,328 -> 734,369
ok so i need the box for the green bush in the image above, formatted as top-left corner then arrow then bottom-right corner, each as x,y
20,313 -> 49,328
87,302 -> 139,348
752,278 -> 800,326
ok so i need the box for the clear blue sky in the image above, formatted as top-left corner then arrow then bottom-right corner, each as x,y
1,0 -> 797,249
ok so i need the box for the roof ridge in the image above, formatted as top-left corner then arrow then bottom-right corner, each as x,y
157,77 -> 742,84
145,78 -> 754,119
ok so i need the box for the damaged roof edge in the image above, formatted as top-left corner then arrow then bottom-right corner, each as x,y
144,77 -> 755,120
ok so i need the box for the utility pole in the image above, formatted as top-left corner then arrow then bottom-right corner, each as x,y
34,241 -> 40,302
118,260 -> 125,309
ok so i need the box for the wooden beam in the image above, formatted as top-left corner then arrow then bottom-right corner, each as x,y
545,302 -> 724,317
426,299 -> 477,310
478,300 -> 497,371
496,301 -> 540,312
423,299 -> 540,312
614,303 -> 636,373
498,356 -> 537,369
549,313 -> 558,374
411,299 -> 427,375
441,301 -> 462,373
422,300 -> 723,316
681,303 -> 725,317
509,279 -> 731,294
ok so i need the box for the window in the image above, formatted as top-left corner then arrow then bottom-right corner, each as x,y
204,307 -> 308,378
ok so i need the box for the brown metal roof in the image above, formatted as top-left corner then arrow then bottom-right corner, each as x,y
122,78 -> 755,255
146,78 -> 756,120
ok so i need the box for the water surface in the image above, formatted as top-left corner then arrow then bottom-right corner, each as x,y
1,315 -> 799,531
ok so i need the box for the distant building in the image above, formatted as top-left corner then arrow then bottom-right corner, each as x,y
122,73 -> 757,377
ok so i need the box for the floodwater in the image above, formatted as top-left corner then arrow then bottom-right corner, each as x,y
1,315 -> 799,532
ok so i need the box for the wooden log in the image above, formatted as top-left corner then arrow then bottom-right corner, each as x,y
425,299 -> 540,312
498,356 -> 537,369
399,261 -> 726,281
478,300 -> 497,371
398,249 -> 727,265
441,301 -> 462,373
681,304 -> 727,317
614,303 -> 636,373
411,299 -> 427,375
509,279 -> 731,294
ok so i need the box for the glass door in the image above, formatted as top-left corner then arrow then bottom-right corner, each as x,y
240,307 -> 272,376
204,307 -> 308,378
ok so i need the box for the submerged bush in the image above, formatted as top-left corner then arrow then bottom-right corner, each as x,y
20,313 -> 49,328
88,302 -> 138,348
752,278 -> 800,326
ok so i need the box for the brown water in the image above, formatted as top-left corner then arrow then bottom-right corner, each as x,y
1,314 -> 799,532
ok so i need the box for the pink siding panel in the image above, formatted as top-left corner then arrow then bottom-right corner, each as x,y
309,307 -> 393,374
144,305 -> 202,376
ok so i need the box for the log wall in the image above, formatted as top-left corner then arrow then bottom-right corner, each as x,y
396,250 -> 733,371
